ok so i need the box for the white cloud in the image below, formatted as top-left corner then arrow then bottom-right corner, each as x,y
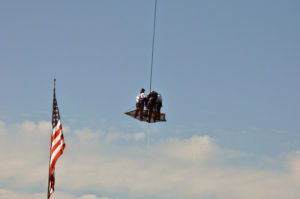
0,189 -> 114,199
77,194 -> 114,199
14,120 -> 51,135
105,132 -> 145,143
0,120 -> 7,137
288,150 -> 300,187
158,135 -> 219,162
74,128 -> 103,142
0,189 -> 44,199
1,120 -> 300,199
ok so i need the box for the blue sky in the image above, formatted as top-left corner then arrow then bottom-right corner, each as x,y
1,1 -> 300,199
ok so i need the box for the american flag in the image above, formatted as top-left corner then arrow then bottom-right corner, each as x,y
48,84 -> 66,198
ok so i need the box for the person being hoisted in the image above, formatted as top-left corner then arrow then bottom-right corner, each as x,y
135,88 -> 146,120
146,90 -> 158,122
155,93 -> 162,121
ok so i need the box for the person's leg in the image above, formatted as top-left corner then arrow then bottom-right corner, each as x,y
139,106 -> 144,120
157,104 -> 161,121
134,104 -> 139,118
148,107 -> 152,123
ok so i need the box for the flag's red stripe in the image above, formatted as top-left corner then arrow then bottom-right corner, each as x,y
52,124 -> 62,141
50,143 -> 65,171
51,134 -> 64,154
49,144 -> 65,176
48,170 -> 55,197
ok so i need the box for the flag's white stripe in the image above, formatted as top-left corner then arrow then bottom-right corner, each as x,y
50,139 -> 64,164
52,120 -> 61,134
52,129 -> 63,148
51,120 -> 62,148
52,120 -> 61,135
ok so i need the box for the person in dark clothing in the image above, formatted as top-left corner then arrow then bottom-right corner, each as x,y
146,91 -> 158,122
154,93 -> 162,121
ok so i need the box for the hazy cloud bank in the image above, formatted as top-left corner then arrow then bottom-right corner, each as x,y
1,120 -> 300,199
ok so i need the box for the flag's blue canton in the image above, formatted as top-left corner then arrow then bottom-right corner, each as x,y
52,91 -> 60,128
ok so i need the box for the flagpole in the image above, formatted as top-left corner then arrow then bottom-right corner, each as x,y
47,78 -> 56,199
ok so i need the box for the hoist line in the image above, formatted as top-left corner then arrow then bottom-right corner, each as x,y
147,123 -> 150,153
149,0 -> 158,92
